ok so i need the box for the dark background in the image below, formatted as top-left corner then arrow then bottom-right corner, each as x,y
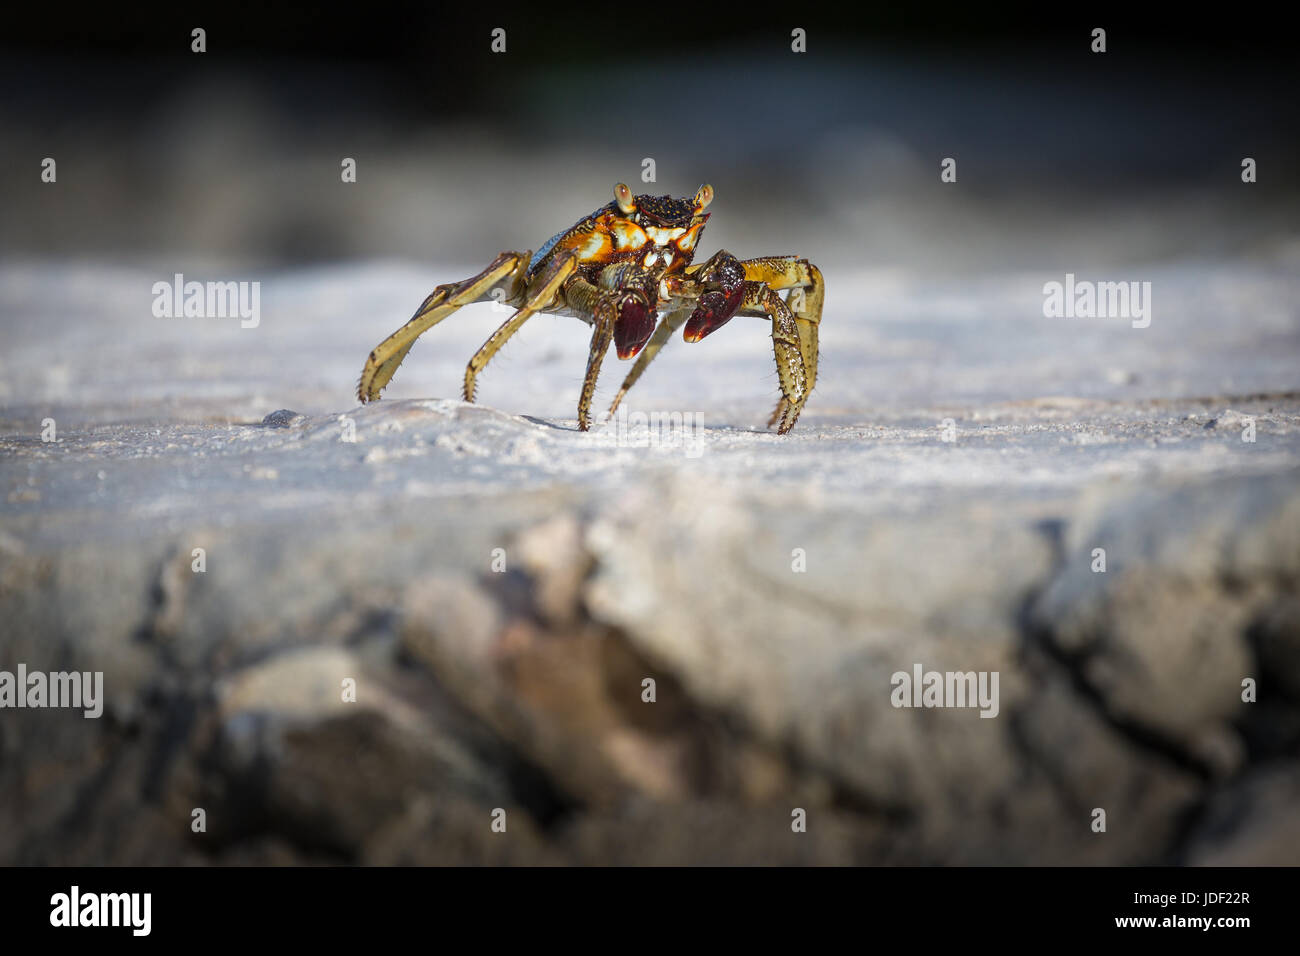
3,3 -> 1297,268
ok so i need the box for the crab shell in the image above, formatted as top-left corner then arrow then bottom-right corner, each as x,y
527,183 -> 713,280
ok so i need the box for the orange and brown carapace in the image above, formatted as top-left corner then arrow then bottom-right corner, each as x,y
356,183 -> 824,433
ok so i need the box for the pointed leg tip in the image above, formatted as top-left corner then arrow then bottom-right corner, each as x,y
767,399 -> 788,429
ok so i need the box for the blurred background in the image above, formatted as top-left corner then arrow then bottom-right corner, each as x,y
3,4 -> 1298,275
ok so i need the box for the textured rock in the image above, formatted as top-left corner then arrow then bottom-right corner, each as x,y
2,261 -> 1298,864
1185,765 -> 1300,866
1030,471 -> 1300,777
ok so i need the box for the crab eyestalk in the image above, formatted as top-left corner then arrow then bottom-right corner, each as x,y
673,184 -> 714,258
693,183 -> 713,212
614,183 -> 637,216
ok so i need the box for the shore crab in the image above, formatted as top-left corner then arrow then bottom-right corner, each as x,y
357,183 -> 824,433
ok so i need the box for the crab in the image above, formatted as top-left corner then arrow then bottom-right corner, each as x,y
356,183 -> 824,433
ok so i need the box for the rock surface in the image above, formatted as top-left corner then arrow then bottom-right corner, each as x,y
2,260 -> 1298,864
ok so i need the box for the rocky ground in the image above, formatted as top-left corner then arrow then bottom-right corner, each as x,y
2,257 -> 1298,864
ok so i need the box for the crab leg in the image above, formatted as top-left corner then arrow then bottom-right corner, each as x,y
357,251 -> 530,403
736,257 -> 823,383
736,281 -> 807,434
463,250 -> 579,403
733,257 -> 824,429
576,295 -> 619,431
606,306 -> 693,418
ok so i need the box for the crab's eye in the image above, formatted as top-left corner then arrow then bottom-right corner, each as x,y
694,183 -> 714,212
614,183 -> 636,216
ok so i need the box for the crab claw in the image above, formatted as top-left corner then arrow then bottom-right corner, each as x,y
613,292 -> 656,359
683,285 -> 744,342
